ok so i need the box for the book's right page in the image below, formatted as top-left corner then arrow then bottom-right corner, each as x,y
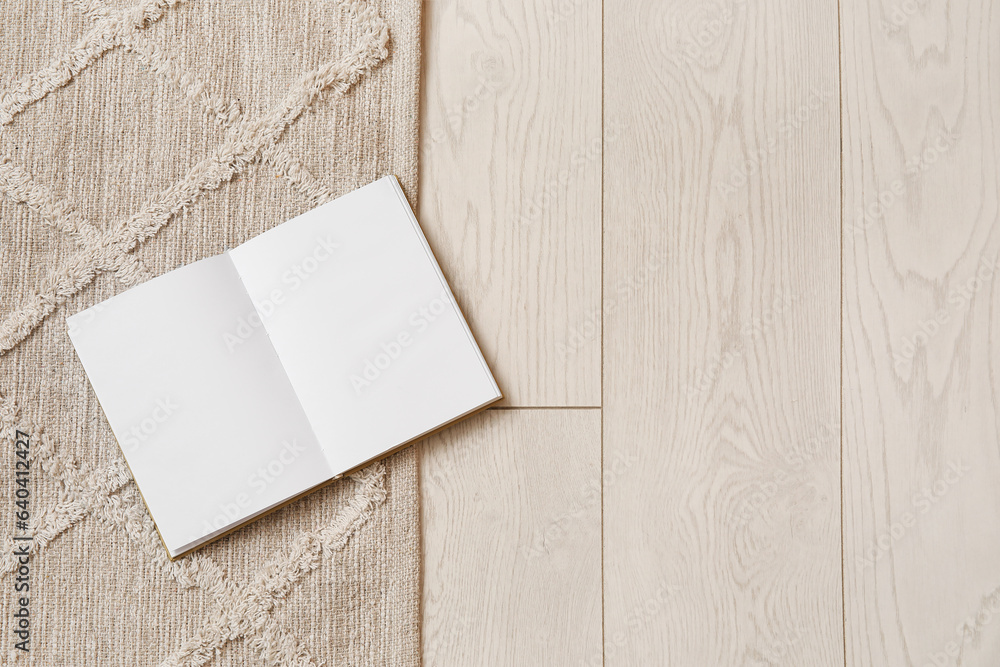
228,176 -> 501,473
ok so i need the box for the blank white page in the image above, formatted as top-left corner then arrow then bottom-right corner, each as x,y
229,176 -> 501,473
67,255 -> 332,556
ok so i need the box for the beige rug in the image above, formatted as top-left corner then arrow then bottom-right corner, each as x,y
0,0 -> 421,664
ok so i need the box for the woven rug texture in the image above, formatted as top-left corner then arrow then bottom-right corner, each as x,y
0,0 -> 421,664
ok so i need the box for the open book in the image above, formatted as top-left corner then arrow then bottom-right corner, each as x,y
67,176 -> 501,558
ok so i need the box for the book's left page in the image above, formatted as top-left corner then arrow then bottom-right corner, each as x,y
67,254 -> 332,557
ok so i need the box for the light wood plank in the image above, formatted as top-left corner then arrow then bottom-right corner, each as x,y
421,409 -> 602,665
603,0 -> 843,663
418,2 -> 602,661
840,0 -> 1000,665
417,0 -> 602,407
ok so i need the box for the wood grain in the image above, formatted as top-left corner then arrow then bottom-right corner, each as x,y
602,0 -> 843,663
417,0 -> 602,407
840,0 -> 1000,665
421,409 -> 602,665
418,1 -> 603,662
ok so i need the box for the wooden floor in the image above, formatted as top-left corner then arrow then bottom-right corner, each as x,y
417,0 -> 1000,665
